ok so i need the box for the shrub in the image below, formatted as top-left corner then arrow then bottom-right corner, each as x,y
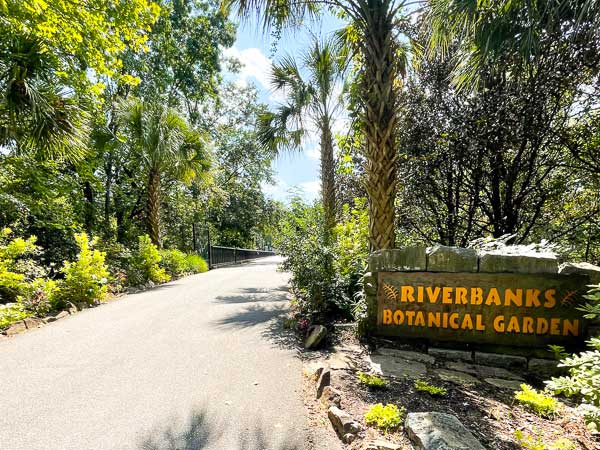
185,253 -> 208,273
414,380 -> 447,396
545,284 -> 600,430
0,228 -> 38,302
127,235 -> 170,285
58,233 -> 109,306
275,198 -> 341,320
0,303 -> 31,330
514,384 -> 560,417
364,403 -> 405,433
357,371 -> 387,389
513,430 -> 575,450
19,278 -> 59,315
159,249 -> 188,277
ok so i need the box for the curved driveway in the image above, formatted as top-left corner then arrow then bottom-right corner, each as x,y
0,257 -> 310,450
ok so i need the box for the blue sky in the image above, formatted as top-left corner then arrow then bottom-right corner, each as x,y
224,13 -> 345,204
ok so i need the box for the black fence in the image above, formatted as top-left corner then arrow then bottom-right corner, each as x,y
208,246 -> 276,268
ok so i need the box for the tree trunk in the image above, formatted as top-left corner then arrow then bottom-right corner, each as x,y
359,2 -> 399,251
320,120 -> 336,236
147,166 -> 162,248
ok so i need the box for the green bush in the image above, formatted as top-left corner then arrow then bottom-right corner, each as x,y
58,233 -> 109,307
514,384 -> 560,417
159,249 -> 188,277
127,235 -> 170,286
414,380 -> 447,396
0,303 -> 31,330
358,371 -> 387,389
364,403 -> 405,432
185,253 -> 208,273
19,278 -> 59,315
513,430 -> 575,450
0,227 -> 38,302
545,284 -> 600,430
275,198 -> 341,320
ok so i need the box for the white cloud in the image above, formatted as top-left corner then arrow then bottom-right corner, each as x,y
299,180 -> 321,196
223,47 -> 272,91
305,146 -> 320,160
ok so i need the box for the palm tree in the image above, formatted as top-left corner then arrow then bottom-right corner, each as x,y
0,32 -> 88,162
426,0 -> 600,89
119,99 -> 211,247
258,38 -> 343,234
229,0 -> 407,250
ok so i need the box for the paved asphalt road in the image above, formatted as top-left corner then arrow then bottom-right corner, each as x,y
0,256 -> 311,450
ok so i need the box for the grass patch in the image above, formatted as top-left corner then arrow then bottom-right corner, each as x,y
514,384 -> 560,418
358,371 -> 387,389
414,379 -> 447,396
364,403 -> 405,433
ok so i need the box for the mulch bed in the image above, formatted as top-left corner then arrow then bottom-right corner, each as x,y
302,327 -> 600,450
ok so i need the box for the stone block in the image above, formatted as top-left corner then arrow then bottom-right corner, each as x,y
328,406 -> 362,437
559,262 -> 600,284
305,325 -> 327,350
484,378 -> 523,390
405,412 -> 486,450
428,347 -> 472,362
23,317 -> 43,329
445,361 -> 523,381
474,352 -> 527,370
426,245 -> 478,273
369,354 -> 427,379
368,247 -> 427,273
376,348 -> 435,364
478,251 -> 558,274
435,369 -> 480,385
5,321 -> 27,335
320,385 -> 342,408
362,440 -> 402,450
316,369 -> 331,399
528,358 -> 562,377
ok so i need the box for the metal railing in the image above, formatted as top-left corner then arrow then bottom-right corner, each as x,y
208,246 -> 276,268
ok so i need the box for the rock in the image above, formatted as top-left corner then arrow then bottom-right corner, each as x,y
369,354 -> 427,379
484,378 -> 523,390
316,368 -> 331,399
445,361 -> 524,381
427,245 -> 478,273
368,247 -> 427,272
55,310 -> 70,320
474,352 -> 527,370
478,251 -> 558,274
528,358 -> 561,377
328,406 -> 362,439
428,348 -> 472,363
342,433 -> 356,444
305,325 -> 327,350
328,353 -> 357,370
5,321 -> 27,335
435,369 -> 480,385
559,262 -> 600,284
44,316 -> 57,323
76,302 -> 89,311
66,302 -> 78,314
23,317 -> 43,329
376,348 -> 435,364
363,440 -> 402,450
320,386 -> 342,408
406,412 -> 486,450
304,362 -> 326,381
147,280 -> 155,288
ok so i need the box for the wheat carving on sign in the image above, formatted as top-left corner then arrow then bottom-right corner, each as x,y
382,283 -> 398,303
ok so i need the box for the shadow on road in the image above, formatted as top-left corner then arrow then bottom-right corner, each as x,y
138,406 -> 303,450
214,286 -> 289,304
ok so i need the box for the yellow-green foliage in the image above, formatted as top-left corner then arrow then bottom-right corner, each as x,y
0,304 -> 31,330
515,384 -> 560,417
414,380 -> 447,396
130,235 -> 170,285
358,371 -> 387,388
184,254 -> 208,273
0,228 -> 38,294
514,430 -> 576,450
59,233 -> 109,306
364,403 -> 405,432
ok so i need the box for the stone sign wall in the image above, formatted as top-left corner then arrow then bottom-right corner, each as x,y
363,246 -> 600,351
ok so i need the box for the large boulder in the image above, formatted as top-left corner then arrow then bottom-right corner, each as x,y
406,412 -> 486,450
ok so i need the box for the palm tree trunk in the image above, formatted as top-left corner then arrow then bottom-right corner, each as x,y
147,166 -> 162,248
359,2 -> 399,251
320,120 -> 336,236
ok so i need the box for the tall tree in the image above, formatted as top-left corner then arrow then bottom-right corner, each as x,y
259,38 -> 343,233
229,0 -> 407,250
118,99 -> 211,247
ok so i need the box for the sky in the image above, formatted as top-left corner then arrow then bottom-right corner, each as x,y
223,13 -> 345,204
